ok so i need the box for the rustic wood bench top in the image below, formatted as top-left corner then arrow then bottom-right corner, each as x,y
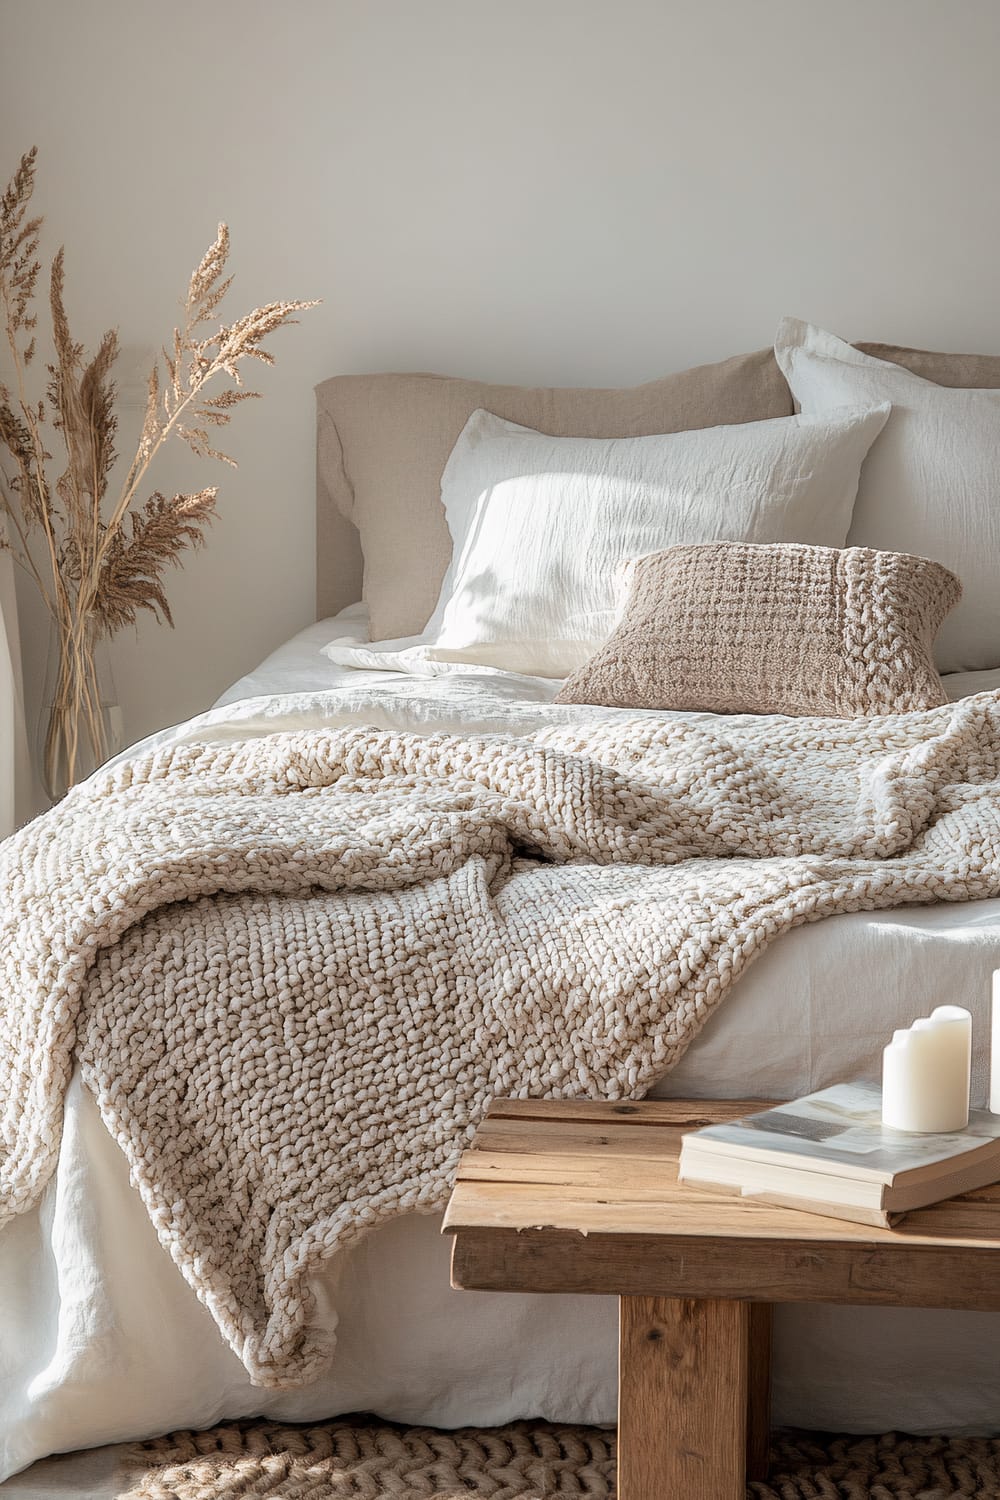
443,1097 -> 1000,1500
443,1096 -> 1000,1307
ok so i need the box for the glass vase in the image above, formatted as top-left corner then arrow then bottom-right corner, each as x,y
39,624 -> 119,802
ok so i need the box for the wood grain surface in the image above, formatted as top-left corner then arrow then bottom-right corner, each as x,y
445,1098 -> 1000,1308
444,1096 -> 1000,1499
618,1296 -> 747,1500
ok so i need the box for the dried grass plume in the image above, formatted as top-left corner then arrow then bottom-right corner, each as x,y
0,147 -> 318,793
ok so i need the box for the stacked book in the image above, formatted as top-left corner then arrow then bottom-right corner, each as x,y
678,1081 -> 1000,1227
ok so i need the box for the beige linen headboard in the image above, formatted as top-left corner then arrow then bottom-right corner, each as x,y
316,402 -> 364,620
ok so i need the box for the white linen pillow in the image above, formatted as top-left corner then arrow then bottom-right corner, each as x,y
324,402 -> 889,679
411,404 -> 890,678
774,318 -> 1000,674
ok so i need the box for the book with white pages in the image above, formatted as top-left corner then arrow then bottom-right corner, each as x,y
678,1081 -> 1000,1228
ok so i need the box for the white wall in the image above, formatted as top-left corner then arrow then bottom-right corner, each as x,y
2,0 -> 1000,757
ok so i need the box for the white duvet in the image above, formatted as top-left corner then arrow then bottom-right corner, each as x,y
4,609 -> 1000,1480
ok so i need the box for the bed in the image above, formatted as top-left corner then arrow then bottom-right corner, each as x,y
3,323 -> 1000,1481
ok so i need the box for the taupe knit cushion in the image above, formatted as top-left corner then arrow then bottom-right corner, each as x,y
555,542 -> 962,718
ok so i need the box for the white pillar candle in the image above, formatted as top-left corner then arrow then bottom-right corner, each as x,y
882,1005 -> 972,1133
990,971 -> 1000,1115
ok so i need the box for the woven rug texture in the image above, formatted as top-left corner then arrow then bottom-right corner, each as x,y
117,1417 -> 1000,1499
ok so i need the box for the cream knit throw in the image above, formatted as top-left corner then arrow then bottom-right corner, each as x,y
3,699 -> 1000,1388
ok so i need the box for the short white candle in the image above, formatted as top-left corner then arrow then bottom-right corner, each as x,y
990,971 -> 1000,1115
882,1005 -> 971,1133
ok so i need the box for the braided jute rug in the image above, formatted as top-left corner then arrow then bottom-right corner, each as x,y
115,1416 -> 1000,1499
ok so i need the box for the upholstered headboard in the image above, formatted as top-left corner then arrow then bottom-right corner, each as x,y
316,404 -> 364,621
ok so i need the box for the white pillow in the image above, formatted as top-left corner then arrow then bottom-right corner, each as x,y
324,402 -> 889,679
775,318 -> 1000,674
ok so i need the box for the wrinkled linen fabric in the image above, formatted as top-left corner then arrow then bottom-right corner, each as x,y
4,695 -> 1000,1390
775,317 -> 1000,674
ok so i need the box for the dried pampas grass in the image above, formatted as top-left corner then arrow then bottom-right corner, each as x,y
0,147 -> 318,795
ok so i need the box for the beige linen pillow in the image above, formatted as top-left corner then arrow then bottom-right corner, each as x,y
856,342 -> 1000,388
555,543 -> 961,718
315,349 -> 793,639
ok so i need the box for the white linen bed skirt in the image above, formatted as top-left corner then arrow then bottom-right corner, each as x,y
4,613 -> 1000,1479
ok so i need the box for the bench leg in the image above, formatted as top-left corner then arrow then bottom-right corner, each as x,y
618,1295 -> 768,1500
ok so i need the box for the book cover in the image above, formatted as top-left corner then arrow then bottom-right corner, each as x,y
683,1082 -> 1000,1185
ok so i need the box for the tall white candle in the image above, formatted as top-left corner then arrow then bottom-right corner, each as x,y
990,971 -> 1000,1115
882,1005 -> 971,1133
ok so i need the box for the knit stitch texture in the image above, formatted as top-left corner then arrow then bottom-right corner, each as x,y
556,542 -> 961,716
2,702 -> 1000,1387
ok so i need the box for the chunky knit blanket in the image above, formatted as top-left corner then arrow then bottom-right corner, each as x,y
2,697 -> 1000,1388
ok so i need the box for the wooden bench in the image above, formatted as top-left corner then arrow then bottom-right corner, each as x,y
443,1097 -> 1000,1500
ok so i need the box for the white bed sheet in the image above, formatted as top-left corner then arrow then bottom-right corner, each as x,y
4,612 -> 1000,1480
